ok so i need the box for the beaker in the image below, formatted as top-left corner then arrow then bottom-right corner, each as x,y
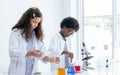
50,51 -> 61,75
57,56 -> 66,75
74,62 -> 81,73
57,68 -> 66,75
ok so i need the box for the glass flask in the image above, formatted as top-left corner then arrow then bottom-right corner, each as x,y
67,63 -> 76,75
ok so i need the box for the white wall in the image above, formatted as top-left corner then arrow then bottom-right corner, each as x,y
0,0 -> 71,74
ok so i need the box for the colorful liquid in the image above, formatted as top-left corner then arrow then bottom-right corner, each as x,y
57,68 -> 66,75
75,65 -> 80,72
67,65 -> 76,74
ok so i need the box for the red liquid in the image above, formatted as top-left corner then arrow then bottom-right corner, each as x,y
75,66 -> 80,72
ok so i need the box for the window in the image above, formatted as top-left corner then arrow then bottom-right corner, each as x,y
70,0 -> 120,62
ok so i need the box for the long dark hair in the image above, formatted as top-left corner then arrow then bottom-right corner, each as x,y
12,7 -> 44,42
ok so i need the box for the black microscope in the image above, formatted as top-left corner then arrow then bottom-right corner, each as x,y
81,42 -> 94,71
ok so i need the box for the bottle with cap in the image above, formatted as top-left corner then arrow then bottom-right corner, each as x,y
34,72 -> 41,75
106,59 -> 109,68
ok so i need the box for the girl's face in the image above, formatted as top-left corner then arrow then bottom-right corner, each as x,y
30,17 -> 41,30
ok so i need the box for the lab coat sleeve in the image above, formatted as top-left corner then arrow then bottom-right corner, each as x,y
9,30 -> 27,60
37,41 -> 49,63
48,37 -> 63,55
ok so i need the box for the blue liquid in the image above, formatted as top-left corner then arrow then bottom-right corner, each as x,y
67,65 -> 76,75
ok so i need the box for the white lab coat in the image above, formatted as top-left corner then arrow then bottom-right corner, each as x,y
8,29 -> 47,75
48,33 -> 71,71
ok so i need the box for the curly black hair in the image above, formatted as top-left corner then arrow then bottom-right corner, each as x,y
60,17 -> 79,32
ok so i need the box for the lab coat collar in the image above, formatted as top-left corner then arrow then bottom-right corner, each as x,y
57,32 -> 68,42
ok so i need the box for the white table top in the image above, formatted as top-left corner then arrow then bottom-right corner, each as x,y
40,61 -> 120,75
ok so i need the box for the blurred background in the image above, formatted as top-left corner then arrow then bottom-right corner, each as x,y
0,0 -> 120,74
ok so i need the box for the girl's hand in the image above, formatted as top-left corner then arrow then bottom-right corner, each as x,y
55,57 -> 60,63
49,56 -> 60,63
43,56 -> 50,62
25,50 -> 43,58
32,50 -> 43,58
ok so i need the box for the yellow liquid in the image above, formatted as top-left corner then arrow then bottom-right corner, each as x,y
57,68 -> 66,75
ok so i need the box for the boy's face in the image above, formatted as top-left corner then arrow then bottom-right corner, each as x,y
62,26 -> 75,37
